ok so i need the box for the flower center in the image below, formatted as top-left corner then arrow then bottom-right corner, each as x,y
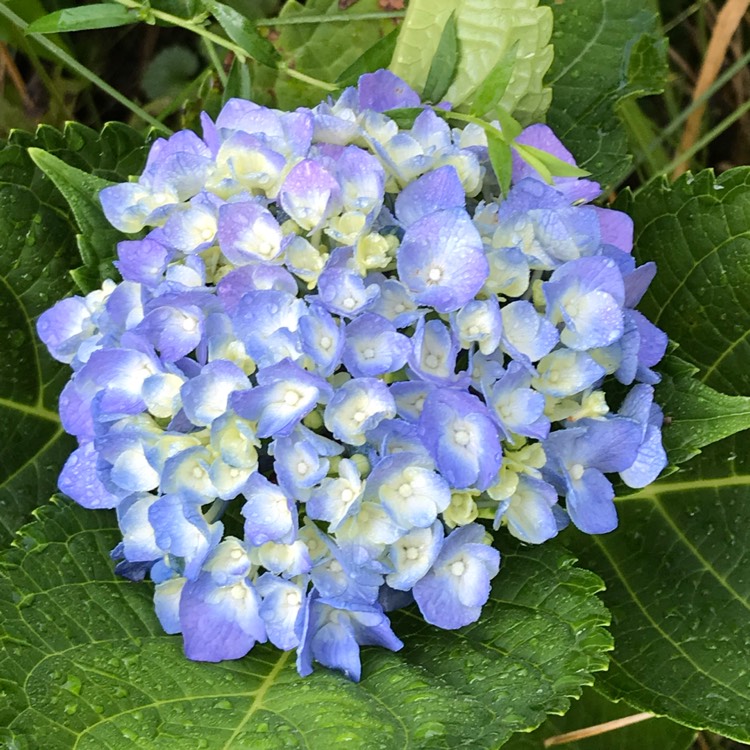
569,463 -> 585,481
341,488 -> 354,504
454,429 -> 470,446
398,482 -> 413,498
284,390 -> 301,406
231,584 -> 246,600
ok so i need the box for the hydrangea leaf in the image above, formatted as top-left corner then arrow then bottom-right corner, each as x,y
655,356 -> 750,465
389,0 -> 553,124
558,168 -> 750,741
252,0 -> 398,109
617,168 -> 750,397
0,124 -> 148,546
540,0 -> 667,190
503,686 -> 695,750
0,500 -> 611,749
564,432 -> 750,743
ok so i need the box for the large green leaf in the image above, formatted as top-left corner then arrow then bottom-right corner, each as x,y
541,0 -> 667,190
565,433 -> 750,743
503,686 -> 695,750
617,168 -> 750,397
389,0 -> 553,124
0,500 -> 611,749
0,124 -> 148,546
560,168 -> 750,742
252,0 -> 397,109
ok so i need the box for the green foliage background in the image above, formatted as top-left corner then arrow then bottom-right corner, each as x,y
0,1 -> 749,748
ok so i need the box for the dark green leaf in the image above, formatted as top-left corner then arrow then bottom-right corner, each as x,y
656,356 -> 750,465
616,168 -> 750,397
0,501 -> 611,748
142,45 -> 201,100
0,124 -> 148,546
224,57 -> 253,102
383,107 -> 424,128
504,686 -> 695,750
335,27 -> 400,86
250,0 -> 396,109
470,40 -> 518,118
565,432 -> 750,743
208,0 -> 280,67
25,4 -> 137,34
488,133 -> 512,197
28,148 -> 120,288
515,143 -> 591,179
421,11 -> 459,103
541,0 -> 667,189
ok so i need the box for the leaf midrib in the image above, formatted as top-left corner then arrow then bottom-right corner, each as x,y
620,473 -> 750,500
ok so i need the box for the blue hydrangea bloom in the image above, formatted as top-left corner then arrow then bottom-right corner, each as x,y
38,69 -> 668,680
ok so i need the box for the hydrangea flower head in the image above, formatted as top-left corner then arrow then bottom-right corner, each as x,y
39,70 -> 667,681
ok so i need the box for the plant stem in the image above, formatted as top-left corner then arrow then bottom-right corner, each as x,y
279,63 -> 337,92
0,3 -> 170,133
255,11 -> 406,26
202,37 -> 228,88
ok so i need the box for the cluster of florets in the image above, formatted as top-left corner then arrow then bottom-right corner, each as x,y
37,70 -> 667,681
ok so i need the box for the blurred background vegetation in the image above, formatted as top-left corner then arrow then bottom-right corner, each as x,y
0,0 -> 748,196
0,0 -> 748,747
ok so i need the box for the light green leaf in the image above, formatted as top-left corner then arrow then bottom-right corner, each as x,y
656,357 -> 750,465
565,432 -> 750,743
335,27 -> 400,86
207,0 -> 280,67
541,0 -> 667,190
25,4 -> 137,34
0,501 -> 612,749
514,143 -> 591,179
390,0 -> 553,124
491,104 -> 523,143
616,168 -> 750,397
503,686 -> 695,750
0,124 -> 148,546
422,12 -> 459,103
